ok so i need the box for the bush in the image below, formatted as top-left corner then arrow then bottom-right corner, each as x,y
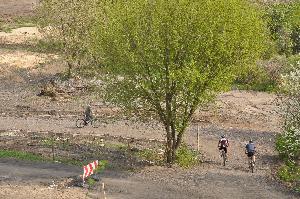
234,64 -> 278,92
175,144 -> 199,168
276,127 -> 300,162
265,2 -> 300,55
276,57 -> 300,189
234,55 -> 289,92
278,164 -> 300,182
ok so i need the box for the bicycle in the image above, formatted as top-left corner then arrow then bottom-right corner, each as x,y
220,148 -> 227,166
76,117 -> 100,128
247,153 -> 256,173
248,156 -> 255,173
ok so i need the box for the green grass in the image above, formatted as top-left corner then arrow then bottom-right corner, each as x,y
0,150 -> 44,161
0,149 -> 83,166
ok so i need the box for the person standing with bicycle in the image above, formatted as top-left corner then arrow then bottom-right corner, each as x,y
245,139 -> 256,164
84,104 -> 93,125
218,135 -> 229,156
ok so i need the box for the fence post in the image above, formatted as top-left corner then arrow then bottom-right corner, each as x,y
102,182 -> 107,199
197,124 -> 200,151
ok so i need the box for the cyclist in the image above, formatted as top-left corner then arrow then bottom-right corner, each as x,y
218,135 -> 229,155
84,104 -> 93,124
245,139 -> 256,164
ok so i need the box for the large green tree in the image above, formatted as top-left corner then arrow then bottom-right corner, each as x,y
90,0 -> 268,164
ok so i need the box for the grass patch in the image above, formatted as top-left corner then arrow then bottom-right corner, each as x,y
87,178 -> 97,187
105,142 -> 127,151
41,137 -> 71,150
278,164 -> 300,192
278,165 -> 300,182
55,158 -> 83,166
0,149 -> 85,167
0,150 -> 44,161
34,39 -> 63,53
136,149 -> 163,164
0,16 -> 37,33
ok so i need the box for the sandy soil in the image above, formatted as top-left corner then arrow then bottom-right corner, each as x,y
0,27 -> 41,44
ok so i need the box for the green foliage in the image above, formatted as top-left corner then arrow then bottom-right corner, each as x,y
175,144 -> 199,168
266,2 -> 300,55
278,164 -> 300,186
234,65 -> 278,92
87,178 -> 97,187
235,54 -> 300,92
90,0 -> 268,163
276,127 -> 300,162
94,160 -> 108,173
276,56 -> 300,189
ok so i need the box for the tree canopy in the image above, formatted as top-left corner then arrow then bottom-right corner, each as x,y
89,0 -> 269,163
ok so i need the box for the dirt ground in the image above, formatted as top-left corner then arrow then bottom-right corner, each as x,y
0,0 -> 38,20
0,1 -> 299,199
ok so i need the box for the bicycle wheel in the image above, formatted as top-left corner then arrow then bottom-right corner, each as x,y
91,118 -> 100,128
222,150 -> 226,166
250,157 -> 255,173
76,119 -> 86,128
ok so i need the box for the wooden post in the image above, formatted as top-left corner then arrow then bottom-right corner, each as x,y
50,132 -> 55,161
197,124 -> 200,151
102,182 -> 107,199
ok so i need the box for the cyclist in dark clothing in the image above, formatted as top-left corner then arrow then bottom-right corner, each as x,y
84,105 -> 93,124
245,139 -> 256,163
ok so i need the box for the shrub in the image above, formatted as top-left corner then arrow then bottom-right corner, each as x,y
175,144 -> 199,168
276,57 -> 300,189
276,127 -> 300,162
265,2 -> 300,56
234,55 -> 289,92
278,164 -> 300,182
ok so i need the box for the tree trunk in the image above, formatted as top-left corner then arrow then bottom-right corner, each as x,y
165,123 -> 173,164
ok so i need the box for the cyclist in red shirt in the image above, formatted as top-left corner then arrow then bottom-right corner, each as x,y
218,135 -> 229,154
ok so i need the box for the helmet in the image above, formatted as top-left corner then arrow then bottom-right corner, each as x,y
221,135 -> 225,138
249,139 -> 253,143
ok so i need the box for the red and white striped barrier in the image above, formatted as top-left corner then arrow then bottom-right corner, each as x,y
83,160 -> 99,182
